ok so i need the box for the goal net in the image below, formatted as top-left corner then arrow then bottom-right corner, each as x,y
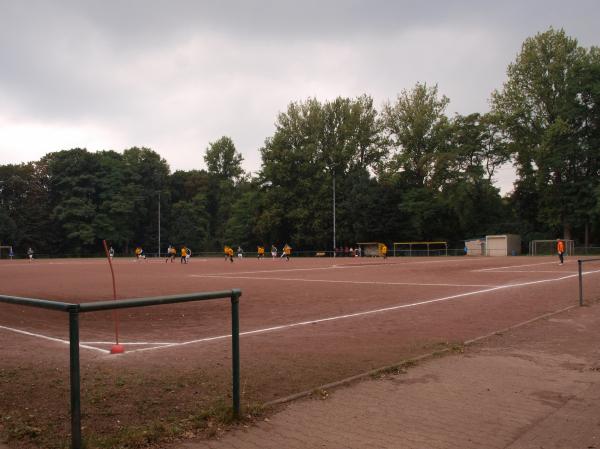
393,241 -> 448,257
529,240 -> 574,256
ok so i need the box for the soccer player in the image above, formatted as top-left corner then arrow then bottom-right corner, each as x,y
271,244 -> 278,260
282,244 -> 292,261
166,245 -> 176,263
257,245 -> 265,259
557,239 -> 565,265
185,247 -> 192,263
237,246 -> 243,259
135,246 -> 143,261
180,245 -> 188,264
109,246 -> 115,259
227,246 -> 234,262
380,243 -> 388,260
27,247 -> 34,262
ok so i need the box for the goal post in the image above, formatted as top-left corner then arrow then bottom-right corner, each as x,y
392,241 -> 448,257
0,245 -> 14,259
529,239 -> 574,256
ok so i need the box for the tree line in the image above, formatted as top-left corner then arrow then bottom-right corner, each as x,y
1,28 -> 599,256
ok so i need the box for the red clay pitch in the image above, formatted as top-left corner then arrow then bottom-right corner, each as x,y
1,256 -> 598,359
1,255 -> 599,445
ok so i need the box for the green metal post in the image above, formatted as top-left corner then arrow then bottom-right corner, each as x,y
231,289 -> 241,418
578,260 -> 584,307
68,309 -> 82,449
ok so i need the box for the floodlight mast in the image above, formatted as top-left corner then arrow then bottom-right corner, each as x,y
332,171 -> 336,258
158,191 -> 161,258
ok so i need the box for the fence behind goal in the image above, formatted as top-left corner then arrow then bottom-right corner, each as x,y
529,240 -> 574,256
393,242 -> 448,257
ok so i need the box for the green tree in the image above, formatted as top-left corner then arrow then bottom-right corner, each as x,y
382,83 -> 450,187
204,137 -> 245,249
492,28 -> 597,241
169,194 -> 210,250
204,136 -> 244,183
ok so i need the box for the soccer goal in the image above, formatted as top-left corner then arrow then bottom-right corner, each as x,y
0,246 -> 14,259
356,242 -> 383,257
529,239 -> 574,256
393,241 -> 448,257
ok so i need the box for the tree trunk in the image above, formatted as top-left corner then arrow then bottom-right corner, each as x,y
563,223 -> 573,241
585,222 -> 590,254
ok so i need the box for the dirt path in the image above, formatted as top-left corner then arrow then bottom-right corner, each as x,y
175,303 -> 600,449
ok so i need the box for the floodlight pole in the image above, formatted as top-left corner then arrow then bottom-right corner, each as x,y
332,171 -> 336,258
158,192 -> 161,258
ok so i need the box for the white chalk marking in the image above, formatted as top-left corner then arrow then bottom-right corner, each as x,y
473,261 -> 559,272
81,341 -> 175,345
190,274 -> 498,288
125,268 -> 600,354
0,325 -> 109,354
486,270 -> 578,274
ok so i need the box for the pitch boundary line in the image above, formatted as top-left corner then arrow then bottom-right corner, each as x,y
190,274 -> 499,288
0,325 -> 109,354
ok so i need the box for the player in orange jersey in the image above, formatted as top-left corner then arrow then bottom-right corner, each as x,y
557,239 -> 565,265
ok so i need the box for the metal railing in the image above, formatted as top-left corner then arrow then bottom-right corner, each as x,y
0,289 -> 242,449
578,259 -> 600,306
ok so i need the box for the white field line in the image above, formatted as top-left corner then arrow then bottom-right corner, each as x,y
190,274 -> 499,288
473,261 -> 559,272
5,266 -> 598,355
488,270 -> 579,274
81,341 -> 175,345
189,257 -> 488,278
124,268 -> 600,355
0,325 -> 109,354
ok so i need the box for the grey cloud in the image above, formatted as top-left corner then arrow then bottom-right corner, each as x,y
1,0 -> 599,195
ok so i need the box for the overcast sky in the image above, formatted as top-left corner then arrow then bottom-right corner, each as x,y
1,1 -> 599,194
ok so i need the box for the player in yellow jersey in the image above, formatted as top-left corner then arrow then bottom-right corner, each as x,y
380,243 -> 388,260
257,245 -> 265,259
135,246 -> 145,261
180,245 -> 188,264
282,244 -> 292,261
166,245 -> 176,263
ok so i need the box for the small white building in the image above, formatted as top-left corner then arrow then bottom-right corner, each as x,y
464,238 -> 486,256
485,234 -> 521,256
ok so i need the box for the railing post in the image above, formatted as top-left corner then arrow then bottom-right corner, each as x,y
578,260 -> 584,307
230,289 -> 241,418
68,308 -> 82,449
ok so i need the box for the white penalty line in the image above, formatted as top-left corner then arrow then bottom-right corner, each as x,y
190,274 -> 498,288
126,268 -> 600,355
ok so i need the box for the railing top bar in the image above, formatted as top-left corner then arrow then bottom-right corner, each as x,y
79,289 -> 241,313
0,294 -> 74,311
578,258 -> 600,263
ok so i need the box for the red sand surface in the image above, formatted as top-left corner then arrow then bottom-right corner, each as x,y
1,255 -> 599,447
